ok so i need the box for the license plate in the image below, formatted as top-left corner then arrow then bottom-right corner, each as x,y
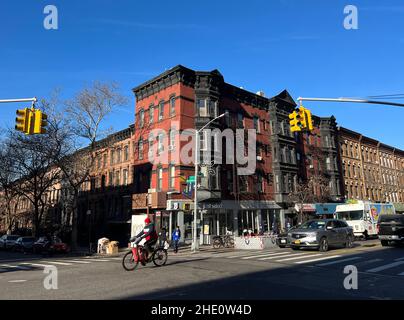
294,240 -> 301,244
281,239 -> 286,243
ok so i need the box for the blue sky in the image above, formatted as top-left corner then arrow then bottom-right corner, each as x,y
1,0 -> 403,149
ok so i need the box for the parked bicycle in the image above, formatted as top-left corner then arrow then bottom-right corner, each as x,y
212,235 -> 235,249
122,242 -> 168,271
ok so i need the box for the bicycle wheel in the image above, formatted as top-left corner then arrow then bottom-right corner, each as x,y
227,237 -> 235,248
213,238 -> 222,249
122,251 -> 139,271
152,248 -> 168,267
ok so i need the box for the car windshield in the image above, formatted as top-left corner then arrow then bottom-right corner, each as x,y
336,210 -> 363,221
299,221 -> 326,230
379,215 -> 404,224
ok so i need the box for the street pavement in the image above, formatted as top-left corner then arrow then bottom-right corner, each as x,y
1,239 -> 404,299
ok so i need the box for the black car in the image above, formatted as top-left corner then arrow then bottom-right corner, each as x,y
378,214 -> 404,246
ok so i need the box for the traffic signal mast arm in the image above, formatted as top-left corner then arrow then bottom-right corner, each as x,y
297,97 -> 404,108
0,97 -> 37,104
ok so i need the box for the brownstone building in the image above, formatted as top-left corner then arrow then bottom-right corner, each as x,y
338,127 -> 404,205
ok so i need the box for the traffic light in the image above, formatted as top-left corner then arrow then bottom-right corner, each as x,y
32,109 -> 48,134
298,106 -> 313,131
289,110 -> 301,132
15,108 -> 32,134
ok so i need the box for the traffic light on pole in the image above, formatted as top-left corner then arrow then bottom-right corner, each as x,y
15,108 -> 32,134
298,106 -> 314,131
32,109 -> 48,134
288,110 -> 301,132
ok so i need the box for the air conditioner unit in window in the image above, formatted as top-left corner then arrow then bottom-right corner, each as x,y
309,164 -> 314,169
256,155 -> 263,161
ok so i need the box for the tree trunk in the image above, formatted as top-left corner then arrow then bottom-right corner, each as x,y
70,190 -> 79,251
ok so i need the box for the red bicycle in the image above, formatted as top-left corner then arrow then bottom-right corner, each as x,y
122,243 -> 168,271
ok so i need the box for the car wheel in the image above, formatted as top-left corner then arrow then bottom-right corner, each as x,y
291,247 -> 300,251
345,236 -> 354,248
381,240 -> 389,247
319,237 -> 329,252
278,245 -> 286,249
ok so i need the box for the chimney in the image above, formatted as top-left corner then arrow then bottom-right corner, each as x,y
256,91 -> 265,97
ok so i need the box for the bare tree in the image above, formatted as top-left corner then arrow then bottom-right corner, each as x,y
52,82 -> 127,250
289,173 -> 331,224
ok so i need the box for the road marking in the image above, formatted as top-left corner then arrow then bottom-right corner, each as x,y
316,257 -> 362,266
258,252 -> 308,261
41,261 -> 73,266
276,253 -> 323,262
394,257 -> 404,261
366,261 -> 404,273
397,272 -> 404,276
1,264 -> 31,270
226,251 -> 278,259
109,257 -> 124,260
355,258 -> 383,265
8,280 -> 27,283
63,260 -> 91,264
80,258 -> 111,262
241,252 -> 290,260
295,255 -> 342,264
20,263 -> 54,268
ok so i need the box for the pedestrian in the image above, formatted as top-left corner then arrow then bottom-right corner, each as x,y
172,226 -> 181,253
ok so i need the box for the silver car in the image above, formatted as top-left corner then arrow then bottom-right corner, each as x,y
287,219 -> 354,252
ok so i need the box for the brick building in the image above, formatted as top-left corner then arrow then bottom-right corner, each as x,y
130,65 -> 342,243
338,127 -> 404,205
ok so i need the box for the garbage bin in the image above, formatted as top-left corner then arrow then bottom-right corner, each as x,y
106,241 -> 119,254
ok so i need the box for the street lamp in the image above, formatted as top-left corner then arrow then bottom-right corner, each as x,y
192,112 -> 227,253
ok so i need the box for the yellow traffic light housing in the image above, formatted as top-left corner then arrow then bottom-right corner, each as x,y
289,110 -> 301,132
32,109 -> 48,134
15,108 -> 32,134
289,105 -> 314,133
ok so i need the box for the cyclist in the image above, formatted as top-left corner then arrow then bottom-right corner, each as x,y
130,217 -> 158,264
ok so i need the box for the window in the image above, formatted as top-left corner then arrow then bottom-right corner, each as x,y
103,154 -> 107,168
227,170 -> 233,192
326,157 -> 331,170
157,133 -> 164,153
115,170 -> 120,186
139,109 -> 144,128
254,116 -> 260,133
110,150 -> 114,165
325,135 -> 330,147
169,129 -> 175,149
138,140 -> 143,160
97,155 -> 101,169
158,100 -> 164,121
239,176 -> 248,192
149,105 -> 154,123
124,145 -> 129,161
117,148 -> 121,163
275,174 -> 280,192
170,96 -> 176,116
199,130 -> 208,151
237,113 -> 244,128
257,174 -> 264,193
123,169 -> 128,186
209,100 -> 218,117
197,99 -> 208,117
224,109 -> 230,126
109,171 -> 114,186
148,135 -> 154,156
169,165 -> 175,189
157,168 -> 163,191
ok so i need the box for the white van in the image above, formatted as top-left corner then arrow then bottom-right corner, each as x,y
334,201 -> 395,238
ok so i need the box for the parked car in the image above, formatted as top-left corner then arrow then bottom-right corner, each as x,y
0,235 -> 21,250
33,236 -> 70,255
12,236 -> 36,253
287,219 -> 354,252
377,214 -> 404,246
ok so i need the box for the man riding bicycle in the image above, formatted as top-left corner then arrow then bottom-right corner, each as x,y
130,217 -> 158,263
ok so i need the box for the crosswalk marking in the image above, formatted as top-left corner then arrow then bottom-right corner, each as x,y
20,263 -> 53,268
42,261 -> 73,266
225,252 -> 271,259
63,260 -> 91,264
355,258 -> 383,265
295,255 -> 342,264
316,257 -> 362,266
82,259 -> 111,262
1,264 -> 31,270
241,252 -> 290,260
258,252 -> 308,261
366,261 -> 404,273
276,253 -> 323,262
397,272 -> 404,276
394,257 -> 404,261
